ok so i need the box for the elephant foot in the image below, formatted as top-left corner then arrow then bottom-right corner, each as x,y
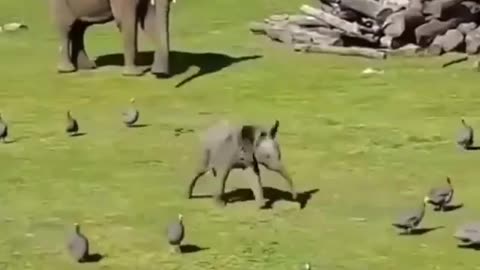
151,64 -> 171,78
213,196 -> 226,208
154,73 -> 171,79
122,66 -> 144,76
185,189 -> 192,199
256,199 -> 267,209
291,191 -> 298,201
57,61 -> 76,73
170,245 -> 181,254
77,55 -> 97,70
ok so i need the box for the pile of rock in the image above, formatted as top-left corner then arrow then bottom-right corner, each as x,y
249,0 -> 480,58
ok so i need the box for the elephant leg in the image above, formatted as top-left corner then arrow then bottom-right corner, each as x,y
267,163 -> 297,201
185,148 -> 211,199
142,0 -> 171,76
70,22 -> 96,70
111,1 -> 143,76
186,170 -> 208,199
248,162 -> 265,209
213,166 -> 232,207
50,0 -> 75,73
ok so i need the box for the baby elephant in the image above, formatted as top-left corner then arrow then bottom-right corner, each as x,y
186,120 -> 297,208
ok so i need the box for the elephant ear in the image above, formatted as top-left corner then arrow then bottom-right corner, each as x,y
270,120 -> 280,139
240,125 -> 256,145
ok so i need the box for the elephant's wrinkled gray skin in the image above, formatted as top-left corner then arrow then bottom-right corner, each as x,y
186,120 -> 297,209
48,0 -> 173,76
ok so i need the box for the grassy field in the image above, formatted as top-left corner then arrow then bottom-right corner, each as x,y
3,0 -> 480,269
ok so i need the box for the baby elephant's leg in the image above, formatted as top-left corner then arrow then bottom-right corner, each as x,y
185,149 -> 210,199
213,166 -> 232,207
269,164 -> 297,200
248,163 -> 265,209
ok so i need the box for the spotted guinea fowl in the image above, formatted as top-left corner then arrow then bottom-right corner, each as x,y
457,118 -> 474,149
166,214 -> 185,253
427,177 -> 454,211
66,111 -> 79,136
67,223 -> 89,262
0,113 -> 8,143
392,196 -> 429,234
122,98 -> 139,127
454,222 -> 480,246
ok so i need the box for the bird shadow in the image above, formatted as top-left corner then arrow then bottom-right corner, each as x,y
441,203 -> 464,212
95,51 -> 262,88
70,132 -> 87,137
225,187 -> 319,209
399,226 -> 444,236
180,244 -> 209,254
189,194 -> 212,199
457,243 -> 480,250
174,128 -> 195,137
466,146 -> 480,151
128,124 -> 150,128
81,253 -> 106,263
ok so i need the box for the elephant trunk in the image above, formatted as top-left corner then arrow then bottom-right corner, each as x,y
152,0 -> 171,76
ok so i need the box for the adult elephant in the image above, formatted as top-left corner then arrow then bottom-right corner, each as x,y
48,0 -> 173,76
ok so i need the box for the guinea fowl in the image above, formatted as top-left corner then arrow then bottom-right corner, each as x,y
392,196 -> 429,234
67,223 -> 89,262
0,113 -> 8,143
122,98 -> 139,127
454,222 -> 480,246
457,118 -> 474,149
66,110 -> 79,136
427,177 -> 454,211
166,214 -> 185,253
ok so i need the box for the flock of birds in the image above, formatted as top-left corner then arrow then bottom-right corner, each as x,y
67,214 -> 185,263
1,98 -> 186,262
0,98 -> 140,141
68,212 -> 339,266
1,98 -> 479,267
391,118 -> 480,248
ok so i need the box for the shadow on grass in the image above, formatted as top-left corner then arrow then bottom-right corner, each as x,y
174,128 -> 195,137
70,132 -> 87,137
2,136 -> 26,144
465,146 -> 480,151
442,203 -> 464,212
226,187 -> 319,209
127,124 -> 150,128
399,226 -> 444,236
180,244 -> 209,254
95,51 -> 262,88
81,253 -> 106,263
457,242 -> 480,250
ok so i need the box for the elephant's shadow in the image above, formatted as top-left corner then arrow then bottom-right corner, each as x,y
95,51 -> 262,88
225,187 -> 319,209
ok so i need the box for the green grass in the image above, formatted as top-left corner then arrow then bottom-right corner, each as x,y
2,0 -> 480,269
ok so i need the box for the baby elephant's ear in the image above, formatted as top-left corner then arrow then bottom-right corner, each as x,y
240,125 -> 256,144
270,120 -> 280,138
